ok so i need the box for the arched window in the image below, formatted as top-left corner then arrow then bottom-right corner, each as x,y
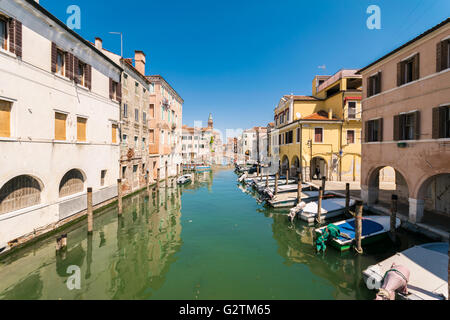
0,175 -> 42,214
59,169 -> 84,198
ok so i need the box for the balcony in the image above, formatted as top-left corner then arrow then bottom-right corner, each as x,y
149,144 -> 159,155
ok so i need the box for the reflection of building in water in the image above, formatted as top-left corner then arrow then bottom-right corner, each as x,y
181,171 -> 214,192
269,214 -> 369,299
0,189 -> 182,299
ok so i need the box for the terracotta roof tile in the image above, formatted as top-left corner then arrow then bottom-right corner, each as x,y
302,110 -> 338,120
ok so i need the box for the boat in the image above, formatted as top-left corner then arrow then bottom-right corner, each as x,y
315,215 -> 401,252
195,165 -> 211,172
299,198 -> 355,223
261,183 -> 310,195
177,174 -> 192,185
362,242 -> 448,300
268,191 -> 335,208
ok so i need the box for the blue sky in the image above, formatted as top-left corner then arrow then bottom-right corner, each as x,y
42,0 -> 449,136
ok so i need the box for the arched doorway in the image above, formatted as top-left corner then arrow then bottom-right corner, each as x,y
291,156 -> 300,177
281,155 -> 289,174
311,157 -> 327,180
367,166 -> 409,209
416,173 -> 450,220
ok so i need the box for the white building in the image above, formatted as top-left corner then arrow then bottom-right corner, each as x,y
0,0 -> 122,250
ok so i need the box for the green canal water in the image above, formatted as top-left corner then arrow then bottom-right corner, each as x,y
0,170 -> 431,300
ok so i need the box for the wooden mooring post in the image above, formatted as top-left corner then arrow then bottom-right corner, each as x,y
56,234 -> 67,251
87,187 -> 93,234
286,169 -> 289,185
297,173 -> 302,204
156,168 -> 160,189
117,179 -> 123,215
177,164 -> 180,178
275,173 -> 279,196
355,200 -> 363,254
390,194 -> 398,237
345,183 -> 350,212
265,175 -> 269,188
165,162 -> 168,188
316,187 -> 323,224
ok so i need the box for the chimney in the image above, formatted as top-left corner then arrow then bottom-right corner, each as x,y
95,37 -> 103,50
328,109 -> 333,120
35,0 -> 39,3
135,50 -> 146,75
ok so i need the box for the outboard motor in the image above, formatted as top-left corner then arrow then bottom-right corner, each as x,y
375,263 -> 410,300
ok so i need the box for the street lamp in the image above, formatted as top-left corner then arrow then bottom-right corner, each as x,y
109,32 -> 123,57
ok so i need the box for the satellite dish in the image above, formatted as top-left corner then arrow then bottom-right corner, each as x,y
296,112 -> 301,119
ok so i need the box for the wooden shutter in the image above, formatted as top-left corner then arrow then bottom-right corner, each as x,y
77,117 -> 87,142
86,64 -> 92,90
376,72 -> 382,94
8,18 -> 15,54
117,81 -> 122,103
393,115 -> 400,141
413,53 -> 420,81
432,107 -> 440,139
14,20 -> 22,58
397,62 -> 402,86
436,42 -> 442,72
367,77 -> 371,97
378,118 -> 383,142
51,42 -> 57,73
73,57 -> 79,84
55,112 -> 66,140
413,111 -> 420,140
65,53 -> 71,79
364,121 -> 369,142
0,101 -> 11,138
112,124 -> 117,144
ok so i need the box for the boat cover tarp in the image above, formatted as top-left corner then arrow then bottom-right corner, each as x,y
336,219 -> 383,241
316,224 -> 341,252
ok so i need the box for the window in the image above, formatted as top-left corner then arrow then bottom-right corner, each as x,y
101,170 -> 107,186
143,112 -> 147,124
433,106 -> 450,139
77,117 -> 87,142
296,128 -> 300,143
142,137 -> 146,150
367,73 -> 381,97
347,130 -> 355,144
123,103 -> 128,118
0,100 -> 11,138
365,119 -> 383,142
348,102 -> 357,119
398,54 -> 419,86
314,128 -> 323,143
150,83 -> 155,93
135,82 -> 139,94
394,112 -> 420,141
149,104 -> 155,118
122,166 -> 126,179
134,136 -> 138,148
0,175 -> 42,214
78,61 -> 86,86
56,50 -> 65,76
437,40 -> 450,72
285,130 -> 293,144
111,81 -> 118,100
149,129 -> 155,143
122,134 -> 127,144
134,109 -> 139,122
161,106 -> 164,120
123,74 -> 128,86
55,112 -> 67,141
112,124 -> 118,144
0,17 -> 7,50
59,169 -> 84,198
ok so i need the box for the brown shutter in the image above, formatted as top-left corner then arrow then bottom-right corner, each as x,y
14,20 -> 22,58
413,111 -> 420,140
73,57 -> 79,84
377,72 -> 382,94
8,19 -> 15,54
86,64 -> 92,90
378,118 -> 383,142
393,115 -> 400,141
413,53 -> 420,81
367,77 -> 371,97
397,62 -> 402,86
436,42 -> 442,72
364,121 -> 369,142
117,81 -> 122,104
432,107 -> 440,139
51,42 -> 57,73
64,52 -> 70,79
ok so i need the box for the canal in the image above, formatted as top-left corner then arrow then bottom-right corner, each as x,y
0,169 -> 431,300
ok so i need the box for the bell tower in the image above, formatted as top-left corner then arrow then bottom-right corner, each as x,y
208,113 -> 213,129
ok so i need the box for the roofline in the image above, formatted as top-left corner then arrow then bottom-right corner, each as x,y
357,18 -> 450,74
121,58 -> 150,84
146,74 -> 184,103
24,0 -> 123,73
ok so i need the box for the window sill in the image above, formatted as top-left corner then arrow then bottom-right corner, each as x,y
0,203 -> 47,222
53,140 -> 71,144
76,84 -> 90,91
0,137 -> 18,142
0,48 -> 17,59
76,141 -> 89,145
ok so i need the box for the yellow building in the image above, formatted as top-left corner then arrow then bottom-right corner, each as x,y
274,69 -> 362,182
